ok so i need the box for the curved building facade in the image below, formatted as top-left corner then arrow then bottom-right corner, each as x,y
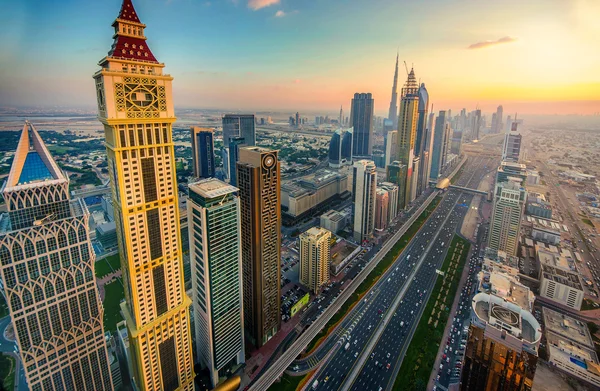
328,128 -> 353,168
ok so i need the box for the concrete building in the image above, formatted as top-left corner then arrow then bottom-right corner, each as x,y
190,127 -> 216,179
482,247 -> 521,277
526,170 -> 540,186
320,210 -> 349,234
96,221 -> 118,249
380,182 -> 399,223
107,333 -> 123,390
496,161 -> 527,185
299,227 -> 331,294
542,307 -> 600,388
237,147 -> 281,347
222,114 -> 256,147
537,246 -> 584,310
280,170 -> 349,224
187,179 -> 245,387
352,160 -> 377,243
93,1 -> 195,388
384,130 -> 398,168
502,120 -> 522,162
350,93 -> 374,157
526,201 -> 552,219
375,188 -> 389,231
488,179 -> 527,256
0,122 -> 114,390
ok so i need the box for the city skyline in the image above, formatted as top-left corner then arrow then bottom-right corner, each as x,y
2,0 -> 599,115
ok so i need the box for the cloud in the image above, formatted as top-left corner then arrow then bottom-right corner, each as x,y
468,36 -> 517,50
294,79 -> 301,84
248,0 -> 280,10
275,10 -> 286,17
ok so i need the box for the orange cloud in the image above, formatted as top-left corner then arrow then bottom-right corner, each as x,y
468,36 -> 517,50
248,0 -> 279,10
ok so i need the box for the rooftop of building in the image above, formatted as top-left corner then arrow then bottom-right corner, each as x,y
191,126 -> 214,133
282,169 -> 347,197
97,221 -> 117,234
189,178 -> 237,199
472,292 -> 541,345
380,182 -> 399,190
477,267 -> 534,312
484,248 -> 520,270
4,122 -> 66,191
331,240 -> 358,268
300,226 -> 331,241
543,307 -> 594,348
538,249 -> 583,290
321,209 -> 346,223
499,161 -> 527,170
545,331 -> 600,378
527,201 -> 552,210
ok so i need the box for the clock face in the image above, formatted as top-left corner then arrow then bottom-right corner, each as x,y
263,155 -> 275,168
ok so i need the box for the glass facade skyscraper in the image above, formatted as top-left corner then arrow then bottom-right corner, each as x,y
188,179 -> 245,388
350,93 -> 374,157
222,114 -> 256,147
190,127 -> 216,179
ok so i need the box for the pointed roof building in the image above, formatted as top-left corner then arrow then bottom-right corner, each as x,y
4,121 -> 66,190
105,0 -> 158,63
387,52 -> 399,128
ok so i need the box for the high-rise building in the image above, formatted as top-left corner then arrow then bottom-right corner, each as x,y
228,137 -> 247,187
237,147 -> 281,347
93,1 -> 194,389
502,120 -> 522,162
375,188 -> 390,231
299,227 -> 331,294
295,112 -> 300,128
488,179 -> 527,256
415,83 -> 430,197
461,272 -> 541,391
0,122 -> 114,391
495,105 -> 504,133
380,182 -> 399,223
395,68 -> 420,209
384,130 -> 398,168
222,114 -> 256,146
441,122 -> 452,168
387,53 -> 400,129
188,179 -> 245,388
471,109 -> 482,140
190,127 -> 215,179
339,106 -> 343,125
352,160 -> 377,243
350,93 -> 374,157
328,128 -> 353,168
430,111 -> 447,180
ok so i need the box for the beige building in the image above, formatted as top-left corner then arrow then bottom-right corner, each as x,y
537,245 -> 584,310
352,160 -> 377,243
320,210 -> 349,234
543,307 -> 600,388
375,188 -> 389,231
299,227 -> 332,294
385,130 -> 398,167
0,123 -> 113,390
237,146 -> 281,347
93,1 -> 195,389
280,170 -> 348,218
380,182 -> 399,223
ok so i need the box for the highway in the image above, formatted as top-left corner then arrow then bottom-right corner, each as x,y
301,156 -> 495,391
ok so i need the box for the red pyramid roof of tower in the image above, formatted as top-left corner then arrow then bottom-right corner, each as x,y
117,0 -> 141,23
108,35 -> 158,63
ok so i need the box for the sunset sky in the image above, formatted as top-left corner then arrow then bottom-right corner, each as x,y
1,0 -> 599,115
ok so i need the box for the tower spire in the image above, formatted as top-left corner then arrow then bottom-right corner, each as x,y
105,0 -> 158,63
387,52 -> 400,128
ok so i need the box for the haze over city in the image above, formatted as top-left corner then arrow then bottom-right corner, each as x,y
1,0 -> 599,115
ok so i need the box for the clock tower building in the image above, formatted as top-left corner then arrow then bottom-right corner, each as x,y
93,1 -> 194,390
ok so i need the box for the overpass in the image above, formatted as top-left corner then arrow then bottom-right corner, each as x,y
448,185 -> 488,195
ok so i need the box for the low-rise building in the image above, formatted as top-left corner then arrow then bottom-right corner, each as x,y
496,161 -> 527,184
320,209 -> 349,233
543,307 -> 600,388
526,201 -> 552,219
537,245 -> 584,310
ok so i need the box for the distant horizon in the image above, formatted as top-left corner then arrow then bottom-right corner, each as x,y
2,0 -> 599,116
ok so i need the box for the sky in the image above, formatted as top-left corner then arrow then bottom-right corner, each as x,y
1,0 -> 599,116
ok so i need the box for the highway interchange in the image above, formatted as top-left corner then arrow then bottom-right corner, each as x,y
300,155 -> 496,391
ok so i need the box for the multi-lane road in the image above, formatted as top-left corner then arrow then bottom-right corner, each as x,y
299,156 -> 496,391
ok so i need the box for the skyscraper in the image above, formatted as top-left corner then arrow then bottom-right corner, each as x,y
93,1 -> 195,389
352,160 -> 377,243
384,130 -> 398,168
415,83 -> 430,197
430,111 -> 447,180
299,227 -> 331,294
350,93 -> 374,157
495,105 -> 504,133
502,120 -> 522,162
488,179 -> 527,256
387,53 -> 400,129
237,147 -> 281,347
228,136 -> 247,187
222,114 -> 256,147
0,122 -> 113,391
328,128 -> 353,168
339,106 -> 343,125
375,188 -> 390,231
188,179 -> 245,388
396,68 -> 420,209
190,127 -> 215,179
380,182 -> 399,223
472,109 -> 482,140
295,112 -> 300,128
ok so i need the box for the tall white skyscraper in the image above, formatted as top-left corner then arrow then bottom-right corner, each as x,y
502,119 -> 522,162
489,179 -> 527,256
352,160 -> 377,243
188,179 -> 245,388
